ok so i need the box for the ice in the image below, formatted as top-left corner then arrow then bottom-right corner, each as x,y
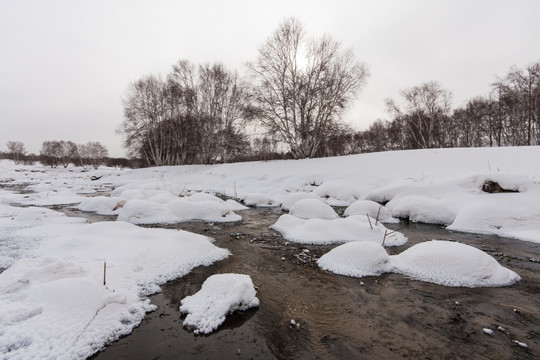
180,274 -> 259,334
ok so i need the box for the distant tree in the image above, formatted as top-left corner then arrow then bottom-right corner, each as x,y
491,62 -> 540,145
79,141 -> 108,169
386,81 -> 453,149
6,141 -> 26,164
58,141 -> 78,168
169,61 -> 249,164
40,140 -> 63,167
452,97 -> 492,147
121,61 -> 249,166
246,17 -> 369,159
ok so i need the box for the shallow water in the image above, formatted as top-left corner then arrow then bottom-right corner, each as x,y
88,207 -> 540,360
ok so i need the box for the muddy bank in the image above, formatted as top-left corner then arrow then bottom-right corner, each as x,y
89,207 -> 540,360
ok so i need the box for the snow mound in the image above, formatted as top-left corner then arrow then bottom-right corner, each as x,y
289,198 -> 338,220
187,192 -> 223,203
116,199 -> 179,224
317,242 -> 391,277
115,196 -> 242,224
344,200 -> 399,223
167,198 -> 241,222
281,192 -> 322,211
225,199 -> 249,211
391,240 -> 521,287
180,274 -> 259,334
76,196 -> 125,215
243,193 -> 276,207
313,179 -> 364,206
271,214 -> 407,246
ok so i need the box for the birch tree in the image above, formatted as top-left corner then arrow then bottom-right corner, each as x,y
246,18 -> 369,158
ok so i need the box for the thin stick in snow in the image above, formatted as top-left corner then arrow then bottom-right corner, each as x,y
366,213 -> 373,229
382,229 -> 387,247
103,261 -> 107,286
375,205 -> 382,226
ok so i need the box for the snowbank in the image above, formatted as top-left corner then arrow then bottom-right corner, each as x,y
99,147 -> 540,243
180,274 -> 259,334
0,217 -> 230,359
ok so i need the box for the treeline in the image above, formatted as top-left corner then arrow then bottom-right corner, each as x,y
1,140 -> 142,169
354,63 -> 540,153
120,17 -> 539,166
119,18 -> 369,166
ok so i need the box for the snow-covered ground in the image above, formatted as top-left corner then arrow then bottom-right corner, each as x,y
0,146 -> 539,359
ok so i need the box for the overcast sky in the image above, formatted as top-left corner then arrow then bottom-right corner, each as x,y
1,0 -> 539,157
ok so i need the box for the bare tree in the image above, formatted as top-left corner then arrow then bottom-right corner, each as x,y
79,141 -> 109,169
40,140 -> 63,167
492,62 -> 540,145
246,17 -> 369,159
6,141 -> 26,164
170,61 -> 249,164
59,141 -> 78,168
386,81 -> 453,149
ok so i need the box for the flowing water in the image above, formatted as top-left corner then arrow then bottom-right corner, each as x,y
82,207 -> 540,360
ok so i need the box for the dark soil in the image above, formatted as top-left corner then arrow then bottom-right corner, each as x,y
90,207 -> 540,360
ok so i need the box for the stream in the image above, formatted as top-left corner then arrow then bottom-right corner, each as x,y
56,206 -> 540,360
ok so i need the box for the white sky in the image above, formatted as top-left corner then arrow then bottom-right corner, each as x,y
1,0 -> 539,157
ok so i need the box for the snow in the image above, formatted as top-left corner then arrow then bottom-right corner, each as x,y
0,167 -> 231,360
319,240 -> 520,287
289,198 -> 338,220
97,147 -> 540,243
317,241 -> 392,277
76,196 -> 125,215
280,192 -> 322,211
179,274 -> 259,334
391,240 -> 521,287
91,192 -> 243,224
271,214 -> 407,246
0,146 -> 539,358
344,200 -> 399,223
